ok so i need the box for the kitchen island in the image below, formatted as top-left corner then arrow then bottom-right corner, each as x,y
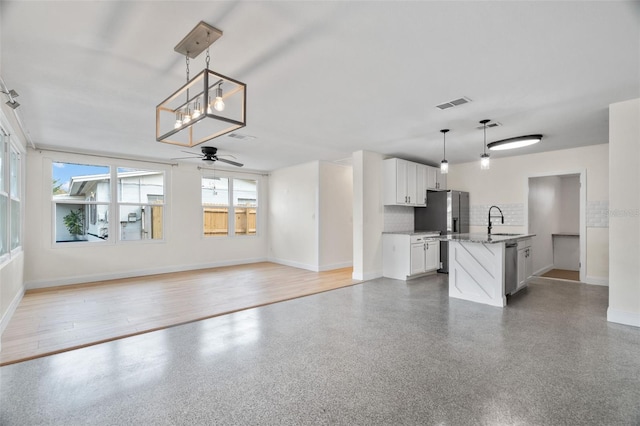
435,233 -> 535,307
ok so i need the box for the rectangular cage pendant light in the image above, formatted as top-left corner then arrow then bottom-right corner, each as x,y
156,21 -> 246,147
156,69 -> 246,147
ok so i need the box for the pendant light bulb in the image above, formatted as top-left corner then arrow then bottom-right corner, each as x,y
183,107 -> 192,124
174,112 -> 183,129
192,100 -> 202,119
479,119 -> 491,171
213,84 -> 225,112
440,129 -> 450,174
480,153 -> 490,170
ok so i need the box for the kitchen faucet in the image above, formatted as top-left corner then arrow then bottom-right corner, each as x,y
487,205 -> 504,235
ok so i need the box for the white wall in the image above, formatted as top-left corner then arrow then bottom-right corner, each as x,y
448,144 -> 608,284
319,162 -> 353,271
559,175 -> 580,234
268,160 -> 353,272
24,149 -> 269,288
528,176 -> 562,274
352,150 -> 384,281
268,161 -> 319,270
608,98 -> 640,328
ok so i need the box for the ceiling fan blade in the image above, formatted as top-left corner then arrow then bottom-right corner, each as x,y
216,157 -> 244,167
218,153 -> 237,159
180,150 -> 201,156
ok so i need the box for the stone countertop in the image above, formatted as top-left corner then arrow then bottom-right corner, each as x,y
382,230 -> 441,236
434,233 -> 536,244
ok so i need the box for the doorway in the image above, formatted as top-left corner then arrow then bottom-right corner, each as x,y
528,172 -> 585,282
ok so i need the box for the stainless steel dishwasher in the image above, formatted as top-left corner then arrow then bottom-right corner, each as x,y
505,242 -> 518,295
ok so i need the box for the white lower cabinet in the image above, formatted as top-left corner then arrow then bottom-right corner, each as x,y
516,238 -> 533,290
383,233 -> 440,280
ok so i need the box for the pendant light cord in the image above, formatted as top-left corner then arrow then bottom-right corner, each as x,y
483,122 -> 487,155
443,132 -> 447,160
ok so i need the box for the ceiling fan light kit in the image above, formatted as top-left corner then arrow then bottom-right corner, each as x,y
156,21 -> 246,147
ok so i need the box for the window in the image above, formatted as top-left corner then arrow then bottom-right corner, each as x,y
0,131 -> 7,257
52,162 -> 110,243
233,178 -> 257,235
10,146 -> 20,250
52,164 -> 165,243
202,176 -> 258,237
0,128 -> 22,259
202,177 -> 229,236
117,168 -> 165,241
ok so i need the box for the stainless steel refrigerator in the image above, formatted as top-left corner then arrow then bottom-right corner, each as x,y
414,190 -> 469,273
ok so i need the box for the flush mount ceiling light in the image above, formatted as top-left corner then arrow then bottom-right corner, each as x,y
156,21 -> 247,147
479,119 -> 490,170
440,129 -> 449,174
1,89 -> 19,109
488,134 -> 543,151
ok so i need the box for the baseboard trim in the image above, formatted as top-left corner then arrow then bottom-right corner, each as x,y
585,276 -> 609,286
25,257 -> 269,290
607,308 -> 640,328
352,270 -> 382,281
533,264 -> 554,277
0,284 -> 25,336
267,258 -> 319,272
318,261 -> 353,272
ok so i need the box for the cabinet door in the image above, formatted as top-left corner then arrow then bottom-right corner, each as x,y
395,159 -> 408,204
517,248 -> 527,289
425,240 -> 440,271
415,164 -> 427,206
426,166 -> 438,190
525,247 -> 533,281
406,161 -> 417,205
410,243 -> 426,275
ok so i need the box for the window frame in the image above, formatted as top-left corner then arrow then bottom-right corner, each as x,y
201,172 -> 260,238
51,162 -> 166,246
116,168 -> 166,243
0,123 -> 24,265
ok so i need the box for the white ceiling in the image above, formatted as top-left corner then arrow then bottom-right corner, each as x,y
1,1 -> 638,171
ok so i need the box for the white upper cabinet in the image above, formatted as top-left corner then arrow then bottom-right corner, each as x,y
426,166 -> 447,191
384,158 -> 427,206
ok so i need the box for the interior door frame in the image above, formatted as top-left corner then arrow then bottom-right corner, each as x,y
524,169 -> 586,282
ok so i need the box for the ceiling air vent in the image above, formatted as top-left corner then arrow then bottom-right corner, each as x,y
476,122 -> 502,130
436,96 -> 472,110
227,133 -> 256,140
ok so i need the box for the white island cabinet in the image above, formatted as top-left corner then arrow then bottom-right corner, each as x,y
436,234 -> 535,307
383,232 -> 440,280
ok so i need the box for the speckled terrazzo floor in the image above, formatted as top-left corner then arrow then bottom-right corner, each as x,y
1,274 -> 639,425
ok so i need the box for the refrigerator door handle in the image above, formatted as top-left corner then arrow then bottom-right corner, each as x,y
453,218 -> 458,233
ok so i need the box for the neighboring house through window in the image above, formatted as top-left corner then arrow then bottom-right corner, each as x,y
52,163 -> 165,243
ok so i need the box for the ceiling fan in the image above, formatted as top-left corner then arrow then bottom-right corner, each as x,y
173,146 -> 244,167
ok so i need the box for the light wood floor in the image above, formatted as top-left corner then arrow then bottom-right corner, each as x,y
0,262 -> 358,366
541,268 -> 580,281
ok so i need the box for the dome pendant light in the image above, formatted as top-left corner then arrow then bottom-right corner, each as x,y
480,119 -> 491,171
440,129 -> 449,174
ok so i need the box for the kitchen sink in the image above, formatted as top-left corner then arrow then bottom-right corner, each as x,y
490,233 -> 522,236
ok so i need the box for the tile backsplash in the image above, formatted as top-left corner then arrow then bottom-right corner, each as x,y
383,205 -> 414,232
470,204 -> 524,227
587,200 -> 609,228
